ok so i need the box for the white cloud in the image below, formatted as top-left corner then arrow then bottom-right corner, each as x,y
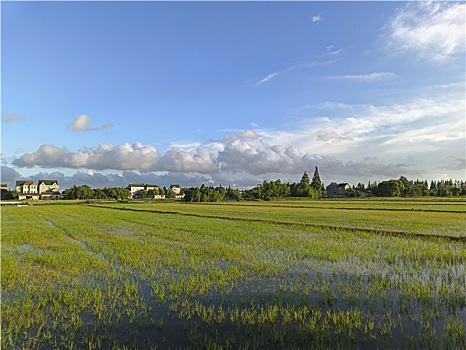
9,83 -> 465,185
157,147 -> 218,174
327,72 -> 399,82
221,130 -> 258,142
70,114 -> 92,131
257,72 -> 280,85
12,142 -> 161,172
256,57 -> 338,86
11,136 -> 421,181
168,141 -> 202,153
69,114 -> 114,131
382,1 -> 465,63
217,140 -> 316,175
311,15 -> 323,24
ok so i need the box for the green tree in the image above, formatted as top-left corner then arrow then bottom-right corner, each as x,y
94,188 -> 106,199
300,171 -> 310,187
225,186 -> 241,200
438,185 -> 452,197
311,166 -> 325,198
377,179 -> 404,197
138,189 -> 149,199
1,189 -> 13,200
398,176 -> 413,197
292,171 -> 313,197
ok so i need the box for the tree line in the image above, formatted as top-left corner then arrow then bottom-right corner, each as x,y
184,172 -> 465,202
184,167 -> 325,202
62,185 -> 177,200
2,168 -> 465,202
362,177 -> 466,197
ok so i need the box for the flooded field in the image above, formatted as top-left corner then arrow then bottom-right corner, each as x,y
1,200 -> 465,349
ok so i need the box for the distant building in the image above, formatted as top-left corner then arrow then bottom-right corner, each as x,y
170,184 -> 181,195
326,182 -> 352,198
38,180 -> 59,195
15,179 -> 60,200
1,184 -> 8,191
16,181 -> 38,194
127,183 -> 145,198
170,184 -> 185,198
145,184 -> 158,191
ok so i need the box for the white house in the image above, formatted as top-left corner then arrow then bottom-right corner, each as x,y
127,183 -> 145,198
145,184 -> 158,191
16,181 -> 38,194
170,184 -> 185,198
170,184 -> 181,195
38,180 -> 59,195
15,180 -> 60,200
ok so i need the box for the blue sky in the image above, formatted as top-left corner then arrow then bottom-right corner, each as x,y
1,1 -> 465,189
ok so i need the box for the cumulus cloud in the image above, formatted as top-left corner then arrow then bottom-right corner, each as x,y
218,141 -> 314,175
1,165 -> 21,183
0,165 -> 217,190
10,135 -> 423,183
221,130 -> 258,142
69,114 -> 114,131
157,147 -> 218,174
215,139 -> 422,180
12,142 -> 161,172
381,1 -> 465,63
11,142 -> 216,175
9,83 -> 464,185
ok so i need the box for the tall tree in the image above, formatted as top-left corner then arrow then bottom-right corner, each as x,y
300,171 -> 310,187
310,166 -> 324,198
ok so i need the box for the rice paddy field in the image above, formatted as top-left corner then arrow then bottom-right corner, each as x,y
1,199 -> 465,349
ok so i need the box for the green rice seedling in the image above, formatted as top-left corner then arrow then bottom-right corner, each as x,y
443,316 -> 466,349
2,202 -> 465,349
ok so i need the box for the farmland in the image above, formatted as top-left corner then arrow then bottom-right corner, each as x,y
1,199 -> 465,349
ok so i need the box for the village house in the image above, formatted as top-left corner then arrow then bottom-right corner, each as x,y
145,184 -> 158,191
326,182 -> 353,198
127,183 -> 145,198
38,180 -> 59,194
145,184 -> 166,199
15,180 -> 60,200
15,181 -> 39,200
170,184 -> 185,199
127,183 -> 164,198
1,184 -> 8,191
170,184 -> 181,195
127,183 -> 186,199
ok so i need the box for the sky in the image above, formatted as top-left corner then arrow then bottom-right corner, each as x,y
1,1 -> 465,190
